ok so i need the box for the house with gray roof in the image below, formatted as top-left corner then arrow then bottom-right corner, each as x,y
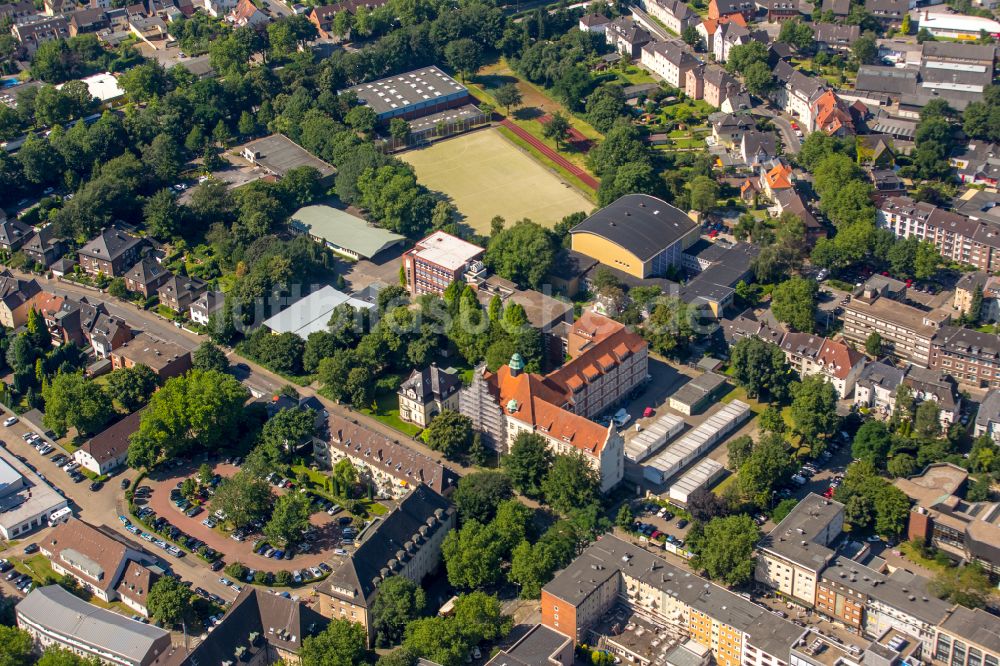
398,363 -> 461,428
814,23 -> 859,52
17,585 -> 171,666
315,485 -> 455,646
974,389 -> 1000,443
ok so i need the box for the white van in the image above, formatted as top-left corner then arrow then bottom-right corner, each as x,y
47,507 -> 72,527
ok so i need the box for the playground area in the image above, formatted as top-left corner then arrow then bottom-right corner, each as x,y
399,128 -> 593,235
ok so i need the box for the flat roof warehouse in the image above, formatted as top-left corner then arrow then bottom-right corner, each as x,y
347,66 -> 469,119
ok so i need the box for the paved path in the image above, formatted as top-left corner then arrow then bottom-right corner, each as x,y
499,119 -> 600,190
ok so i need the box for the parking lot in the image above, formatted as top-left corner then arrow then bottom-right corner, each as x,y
141,461 -> 349,574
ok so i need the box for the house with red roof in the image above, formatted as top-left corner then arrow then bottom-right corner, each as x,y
779,332 -> 867,398
812,90 -> 855,137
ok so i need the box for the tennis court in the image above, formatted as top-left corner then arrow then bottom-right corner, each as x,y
399,128 -> 593,235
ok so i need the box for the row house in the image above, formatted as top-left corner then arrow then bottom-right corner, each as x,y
877,196 -> 1000,273
711,112 -> 755,148
762,0 -> 799,21
640,40 -> 700,89
0,0 -> 39,23
697,14 -> 743,52
930,325 -> 1000,390
0,272 -> 41,329
814,22 -> 860,52
771,60 -> 826,132
641,0 -> 698,33
605,16 -> 653,59
865,0 -> 908,27
43,296 -> 132,356
68,7 -> 111,36
703,65 -> 745,109
812,90 -> 855,136
21,226 -> 66,268
78,226 -> 149,278
714,21 -> 766,63
123,257 -> 170,298
11,16 -> 68,53
854,361 -> 961,425
157,274 -> 206,313
708,0 -> 756,22
950,142 -> 1000,187
778,332 -> 867,398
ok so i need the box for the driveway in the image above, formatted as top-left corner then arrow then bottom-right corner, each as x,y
754,108 -> 802,153
144,462 -> 345,573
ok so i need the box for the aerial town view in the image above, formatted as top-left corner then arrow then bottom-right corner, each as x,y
3,0 -> 1000,662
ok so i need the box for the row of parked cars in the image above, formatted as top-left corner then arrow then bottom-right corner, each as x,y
2,559 -> 35,594
132,506 -> 224,568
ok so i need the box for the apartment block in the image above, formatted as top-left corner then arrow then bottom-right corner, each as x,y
755,493 -> 844,606
402,231 -> 485,297
541,535 -> 805,666
930,326 -> 1000,390
842,284 -> 949,367
877,196 -> 1000,273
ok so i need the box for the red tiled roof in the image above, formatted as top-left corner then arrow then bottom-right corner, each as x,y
818,338 -> 864,380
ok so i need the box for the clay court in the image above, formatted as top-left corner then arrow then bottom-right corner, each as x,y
399,128 -> 593,235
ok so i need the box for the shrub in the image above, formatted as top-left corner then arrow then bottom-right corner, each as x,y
254,570 -> 273,585
274,570 -> 292,586
225,562 -> 248,580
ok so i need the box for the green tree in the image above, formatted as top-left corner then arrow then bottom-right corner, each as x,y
211,470 -> 274,528
333,458 -> 359,496
778,19 -> 814,49
371,576 -> 427,647
494,83 -> 523,116
452,592 -> 511,643
502,432 -> 553,498
376,647 -> 419,666
726,41 -> 769,74
887,453 -> 918,479
346,105 -> 378,134
192,341 -> 229,373
143,188 -> 181,241
852,421 -> 892,467
127,370 -> 249,468
425,409 -> 472,460
739,433 -> 795,506
682,24 -> 700,46
389,118 -> 411,143
264,492 -> 311,546
146,576 -> 194,628
300,618 -> 368,666
542,112 -> 571,149
790,376 -> 839,448
452,471 -> 514,524
915,400 -> 941,437
865,332 -> 884,357
616,503 -> 634,530
729,337 -> 790,400
772,277 -> 818,332
851,33 -> 879,64
36,648 -> 101,666
0,625 -> 35,666
874,484 -> 911,536
441,519 -> 507,589
404,616 -> 469,666
42,372 -> 113,437
690,514 -> 759,585
759,406 -> 785,434
444,38 -> 482,82
688,175 -> 719,212
105,364 -> 159,412
743,61 -> 775,97
930,564 -> 992,608
484,220 -> 557,289
542,453 -> 600,514
259,407 -> 316,463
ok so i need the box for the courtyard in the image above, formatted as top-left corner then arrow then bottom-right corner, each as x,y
399,128 -> 593,235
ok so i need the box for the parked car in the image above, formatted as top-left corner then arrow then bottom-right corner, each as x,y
210,560 -> 225,572
3,417 -> 17,427
676,519 -> 689,529
24,544 -> 38,554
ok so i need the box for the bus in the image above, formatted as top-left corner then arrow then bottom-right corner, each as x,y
47,506 -> 72,527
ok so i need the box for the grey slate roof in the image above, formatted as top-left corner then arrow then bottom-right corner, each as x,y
78,226 -> 145,262
318,485 -> 453,608
939,607 -> 1000,654
758,493 -> 842,571
570,194 -> 696,262
17,585 -> 170,663
543,535 -> 805,661
399,364 -> 460,403
975,389 -> 1000,433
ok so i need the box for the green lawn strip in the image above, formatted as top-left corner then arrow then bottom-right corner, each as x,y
719,384 -> 765,415
899,540 -> 951,573
711,473 -> 738,496
13,553 -> 57,584
496,126 -> 598,200
357,391 -> 423,438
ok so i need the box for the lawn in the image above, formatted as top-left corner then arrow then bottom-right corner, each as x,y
14,553 -> 56,584
357,391 -> 423,438
399,128 -> 594,235
719,384 -> 765,415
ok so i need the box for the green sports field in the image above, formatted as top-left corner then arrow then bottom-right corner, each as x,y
399,128 -> 593,235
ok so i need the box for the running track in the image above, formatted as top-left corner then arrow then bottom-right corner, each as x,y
500,118 -> 600,190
